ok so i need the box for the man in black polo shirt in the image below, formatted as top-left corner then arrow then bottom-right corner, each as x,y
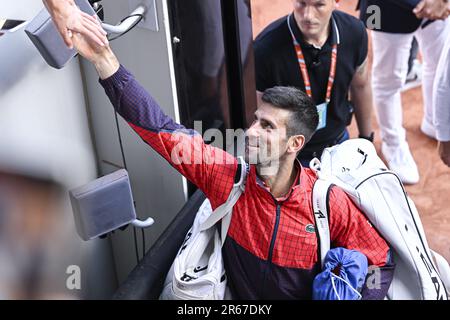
254,0 -> 374,166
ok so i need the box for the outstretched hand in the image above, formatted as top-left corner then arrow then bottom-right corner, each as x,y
72,31 -> 119,80
71,30 -> 108,62
43,0 -> 108,49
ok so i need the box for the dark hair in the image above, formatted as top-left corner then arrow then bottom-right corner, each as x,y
261,86 -> 318,143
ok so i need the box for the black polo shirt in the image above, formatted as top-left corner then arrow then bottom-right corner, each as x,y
254,10 -> 368,160
358,0 -> 426,34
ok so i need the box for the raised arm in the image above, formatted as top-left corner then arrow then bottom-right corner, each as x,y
72,33 -> 238,209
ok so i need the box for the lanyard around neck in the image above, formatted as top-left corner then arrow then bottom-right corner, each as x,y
287,14 -> 338,104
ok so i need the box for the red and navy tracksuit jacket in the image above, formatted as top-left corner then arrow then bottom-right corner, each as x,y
100,65 -> 394,299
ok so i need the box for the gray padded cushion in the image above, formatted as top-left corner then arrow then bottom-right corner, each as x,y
25,0 -> 95,69
69,169 -> 137,241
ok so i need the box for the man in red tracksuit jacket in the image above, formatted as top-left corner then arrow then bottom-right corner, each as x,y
71,32 -> 394,300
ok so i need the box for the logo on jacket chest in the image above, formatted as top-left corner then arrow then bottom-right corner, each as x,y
305,224 -> 316,234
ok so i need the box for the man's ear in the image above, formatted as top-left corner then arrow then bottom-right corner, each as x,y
288,134 -> 306,154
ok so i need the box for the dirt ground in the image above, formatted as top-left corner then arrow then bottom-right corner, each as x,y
251,0 -> 450,261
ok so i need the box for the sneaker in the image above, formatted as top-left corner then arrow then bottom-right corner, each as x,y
402,59 -> 422,92
420,119 -> 437,140
381,142 -> 420,185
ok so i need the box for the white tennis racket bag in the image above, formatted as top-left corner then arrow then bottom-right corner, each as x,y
311,139 -> 449,300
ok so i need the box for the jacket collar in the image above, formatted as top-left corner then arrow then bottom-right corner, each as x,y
255,159 -> 305,202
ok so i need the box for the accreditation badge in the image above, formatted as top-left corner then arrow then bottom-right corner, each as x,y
316,102 -> 328,131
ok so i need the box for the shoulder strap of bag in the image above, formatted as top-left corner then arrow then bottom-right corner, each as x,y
200,156 -> 248,245
312,179 -> 333,269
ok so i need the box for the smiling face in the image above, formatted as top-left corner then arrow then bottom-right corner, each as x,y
246,86 -> 319,171
292,0 -> 336,42
245,102 -> 291,166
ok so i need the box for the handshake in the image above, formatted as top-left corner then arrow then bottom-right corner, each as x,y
43,0 -> 119,79
43,0 -> 108,49
413,0 -> 450,20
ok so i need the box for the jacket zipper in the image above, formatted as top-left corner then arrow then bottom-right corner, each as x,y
268,203 -> 282,263
261,201 -> 282,297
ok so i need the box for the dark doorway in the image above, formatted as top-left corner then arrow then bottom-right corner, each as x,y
168,0 -> 257,196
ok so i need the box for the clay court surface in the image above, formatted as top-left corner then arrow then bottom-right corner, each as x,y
251,0 -> 450,261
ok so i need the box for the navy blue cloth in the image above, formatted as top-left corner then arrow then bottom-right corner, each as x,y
223,237 -> 322,300
360,263 -> 396,300
358,0 -> 434,34
313,248 -> 368,300
99,65 -> 191,135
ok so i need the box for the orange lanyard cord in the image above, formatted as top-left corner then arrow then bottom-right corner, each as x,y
288,15 -> 338,104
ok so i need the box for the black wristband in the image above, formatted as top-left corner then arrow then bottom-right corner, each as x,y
359,132 -> 375,142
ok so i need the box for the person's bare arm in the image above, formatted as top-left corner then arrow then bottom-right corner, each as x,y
413,0 -> 450,20
350,58 -> 374,138
71,32 -> 118,79
43,0 -> 108,49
